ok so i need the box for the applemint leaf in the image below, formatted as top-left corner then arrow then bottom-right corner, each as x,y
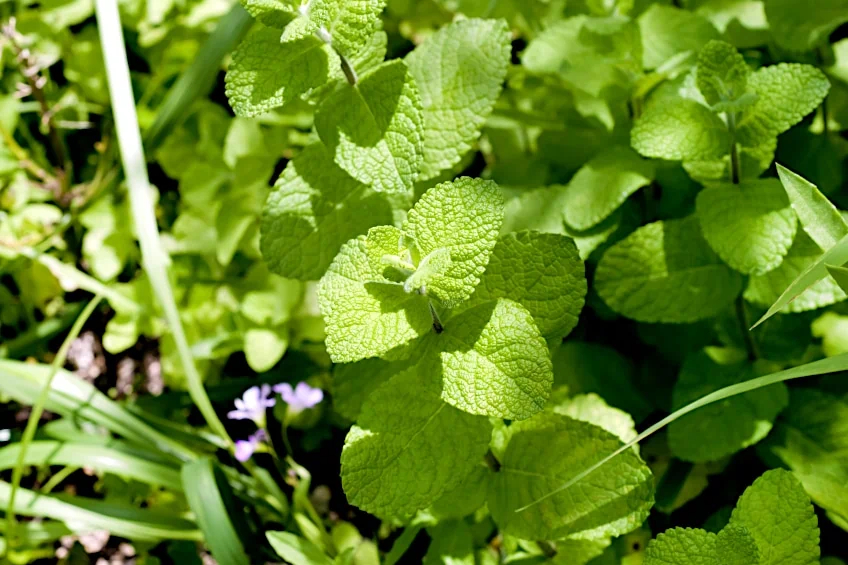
225,27 -> 334,117
696,179 -> 797,275
423,521 -> 474,565
737,64 -> 830,145
403,177 -> 504,306
729,469 -> 820,565
340,366 -> 491,519
315,59 -> 424,193
280,0 -> 386,59
318,237 -> 432,363
595,217 -> 743,323
260,143 -> 398,281
406,18 -> 511,181
643,525 -> 759,565
637,5 -> 720,70
668,349 -> 789,463
549,391 -> 638,447
563,146 -> 655,231
777,164 -> 848,251
745,231 -> 847,313
428,465 -> 489,520
696,40 -> 750,106
436,298 -> 553,420
631,99 -> 729,161
364,225 -> 412,283
764,0 -> 848,52
470,231 -> 587,341
332,351 -> 419,421
489,412 -> 654,540
239,0 -> 296,29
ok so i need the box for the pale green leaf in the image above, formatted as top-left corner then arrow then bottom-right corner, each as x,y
365,225 -> 411,283
696,40 -> 750,106
729,469 -> 820,565
668,349 -> 789,462
406,18 -> 511,181
317,237 -> 432,363
261,143 -> 398,281
332,355 -> 414,421
764,0 -> 848,51
225,27 -> 333,117
470,231 -> 586,341
595,217 -> 743,323
428,465 -> 489,520
436,298 -> 553,420
268,531 -> 334,565
632,99 -> 730,161
777,164 -> 848,251
244,326 -> 288,373
315,59 -> 424,193
737,64 -> 830,145
403,177 -> 504,306
341,367 -> 491,519
281,0 -> 386,59
696,179 -> 797,275
643,525 -> 759,565
563,146 -> 655,231
745,231 -> 847,314
239,0 -> 295,28
637,5 -> 720,70
489,413 -> 654,540
549,392 -> 638,446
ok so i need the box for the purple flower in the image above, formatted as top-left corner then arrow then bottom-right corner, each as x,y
274,381 -> 324,411
227,384 -> 275,423
234,429 -> 267,463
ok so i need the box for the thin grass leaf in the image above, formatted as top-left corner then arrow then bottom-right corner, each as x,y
826,264 -> 848,294
94,0 -> 232,445
517,352 -> 848,512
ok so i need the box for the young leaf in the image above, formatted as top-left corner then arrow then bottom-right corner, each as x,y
267,531 -> 333,565
315,59 -> 424,193
437,298 -> 553,420
696,179 -> 797,275
696,40 -> 750,106
340,367 -> 491,519
764,0 -> 848,51
469,231 -> 587,341
668,350 -> 789,463
225,27 -> 333,117
563,145 -> 655,231
239,0 -> 296,29
777,164 -> 848,251
745,231 -> 847,314
637,5 -> 720,70
643,526 -> 759,565
595,217 -> 743,323
406,18 -> 511,181
631,99 -> 729,161
318,237 -> 431,363
281,0 -> 386,58
729,469 -> 820,565
260,143 -> 397,281
403,177 -> 504,306
737,64 -> 830,145
489,413 -> 654,540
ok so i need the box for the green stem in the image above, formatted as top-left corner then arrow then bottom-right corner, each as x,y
39,465 -> 78,494
736,295 -> 758,361
3,295 -> 102,555
727,111 -> 740,184
429,301 -> 444,334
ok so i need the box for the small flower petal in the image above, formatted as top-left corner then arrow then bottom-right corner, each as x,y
234,440 -> 255,462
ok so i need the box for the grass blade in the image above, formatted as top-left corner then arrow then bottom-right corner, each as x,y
517,352 -> 848,512
95,0 -> 232,445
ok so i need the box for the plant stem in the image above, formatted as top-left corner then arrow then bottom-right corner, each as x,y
484,449 -> 501,471
727,111 -> 741,184
736,294 -> 758,361
537,540 -> 558,558
314,26 -> 357,86
39,465 -> 78,494
429,301 -> 444,334
3,295 -> 102,555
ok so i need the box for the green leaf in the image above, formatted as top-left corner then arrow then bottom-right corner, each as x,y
282,0 -> 386,58
729,469 -> 820,565
436,299 -> 553,420
549,392 -> 638,446
318,236 -> 432,363
632,98 -> 730,161
268,531 -> 334,565
365,225 -> 412,282
244,326 -> 288,373
315,59 -> 424,193
637,5 -> 720,70
827,264 -> 848,295
595,217 -> 743,323
340,367 -> 491,519
423,521 -> 475,565
225,27 -> 333,117
643,525 -> 760,565
696,40 -> 750,106
182,458 -> 250,565
696,179 -> 797,275
470,231 -> 586,341
746,231 -> 847,314
406,18 -> 510,181
737,64 -> 830,145
260,143 -> 398,281
428,465 -> 489,520
403,177 -> 504,306
238,0 -> 295,28
668,350 -> 789,463
777,164 -> 848,251
764,0 -> 848,51
332,355 -> 413,421
489,413 -> 654,540
761,389 -> 848,528
563,146 -> 655,231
